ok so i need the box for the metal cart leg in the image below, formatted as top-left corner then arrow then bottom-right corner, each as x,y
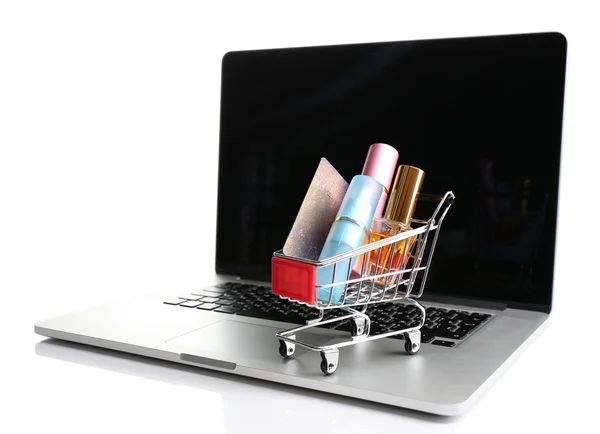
403,329 -> 421,355
351,316 -> 371,337
278,334 -> 296,358
344,305 -> 370,338
320,349 -> 339,375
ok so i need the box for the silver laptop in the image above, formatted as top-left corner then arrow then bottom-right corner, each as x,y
35,32 -> 567,416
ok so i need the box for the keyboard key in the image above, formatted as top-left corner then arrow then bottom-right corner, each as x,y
163,298 -> 186,305
470,313 -> 491,322
433,329 -> 469,340
215,282 -> 243,289
180,300 -> 203,308
237,309 -> 266,318
431,340 -> 456,347
215,306 -> 240,314
421,334 -> 435,344
197,303 -> 219,310
201,296 -> 219,303
191,290 -> 218,297
216,299 -> 235,306
199,286 -> 228,294
179,294 -> 202,300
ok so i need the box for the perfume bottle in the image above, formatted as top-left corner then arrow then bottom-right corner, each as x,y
367,165 -> 425,286
316,174 -> 383,303
351,143 -> 399,278
362,143 -> 400,218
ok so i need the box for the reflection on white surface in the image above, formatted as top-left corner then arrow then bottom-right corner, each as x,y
35,339 -> 456,433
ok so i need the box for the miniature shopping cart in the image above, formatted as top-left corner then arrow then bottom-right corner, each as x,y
271,191 -> 455,375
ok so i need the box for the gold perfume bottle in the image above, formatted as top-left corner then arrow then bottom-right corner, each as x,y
367,165 -> 425,286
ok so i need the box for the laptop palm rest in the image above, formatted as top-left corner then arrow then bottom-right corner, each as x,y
167,320 -> 332,370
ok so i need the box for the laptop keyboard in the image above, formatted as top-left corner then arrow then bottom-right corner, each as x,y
164,282 -> 493,347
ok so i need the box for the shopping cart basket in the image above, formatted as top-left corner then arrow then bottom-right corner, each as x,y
271,191 -> 455,374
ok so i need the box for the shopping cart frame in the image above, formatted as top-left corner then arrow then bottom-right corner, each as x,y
271,191 -> 455,374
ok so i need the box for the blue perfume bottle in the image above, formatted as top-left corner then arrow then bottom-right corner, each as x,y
316,174 -> 383,303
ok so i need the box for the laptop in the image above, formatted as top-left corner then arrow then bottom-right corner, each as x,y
35,31 -> 567,416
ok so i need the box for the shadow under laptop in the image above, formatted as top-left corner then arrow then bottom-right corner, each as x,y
35,338 -> 462,429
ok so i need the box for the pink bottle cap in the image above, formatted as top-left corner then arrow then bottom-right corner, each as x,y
361,143 -> 399,217
362,143 -> 399,191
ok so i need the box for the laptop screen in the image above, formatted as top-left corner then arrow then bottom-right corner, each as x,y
216,32 -> 567,311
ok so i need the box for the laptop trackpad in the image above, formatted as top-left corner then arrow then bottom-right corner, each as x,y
166,320 -> 332,370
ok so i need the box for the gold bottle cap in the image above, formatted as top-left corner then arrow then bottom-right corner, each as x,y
384,165 -> 425,226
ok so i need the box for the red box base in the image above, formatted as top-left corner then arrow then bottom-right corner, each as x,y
271,256 -> 316,304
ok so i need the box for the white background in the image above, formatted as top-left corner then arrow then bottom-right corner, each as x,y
1,0 -> 599,432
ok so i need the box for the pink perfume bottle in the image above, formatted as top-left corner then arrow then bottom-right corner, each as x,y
352,143 -> 399,278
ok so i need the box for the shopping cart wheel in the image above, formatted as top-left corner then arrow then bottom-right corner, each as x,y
278,336 -> 295,358
320,349 -> 339,375
404,330 -> 421,355
350,317 -> 367,337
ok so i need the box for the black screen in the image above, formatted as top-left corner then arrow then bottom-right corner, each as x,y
216,32 -> 567,312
